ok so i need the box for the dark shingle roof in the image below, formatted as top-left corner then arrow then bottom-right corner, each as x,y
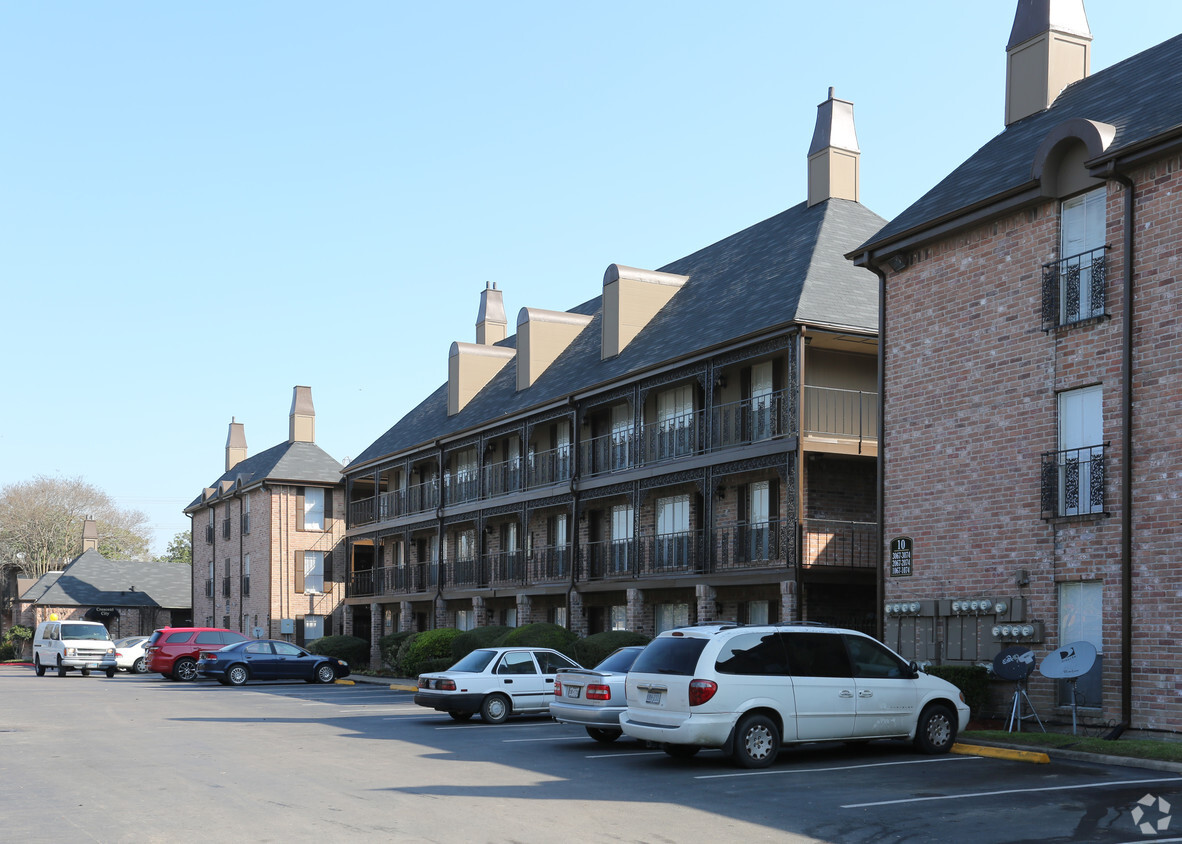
19,571 -> 62,603
860,33 -> 1182,252
21,550 -> 191,609
351,198 -> 885,467
187,441 -> 343,510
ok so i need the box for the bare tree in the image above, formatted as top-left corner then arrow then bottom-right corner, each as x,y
0,475 -> 153,579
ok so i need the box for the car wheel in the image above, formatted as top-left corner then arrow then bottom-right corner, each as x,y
449,712 -> 474,722
586,727 -> 621,744
34,657 -> 45,677
732,713 -> 780,769
226,664 -> 249,686
57,658 -> 67,678
132,657 -> 147,674
480,694 -> 510,724
914,704 -> 957,754
105,667 -> 116,678
662,743 -> 701,759
81,668 -> 90,677
315,663 -> 337,684
173,658 -> 199,682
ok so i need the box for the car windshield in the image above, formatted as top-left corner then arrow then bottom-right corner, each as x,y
594,647 -> 642,673
449,650 -> 497,673
630,637 -> 709,675
60,624 -> 110,640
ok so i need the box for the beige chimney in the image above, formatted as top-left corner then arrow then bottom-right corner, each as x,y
476,282 -> 507,345
289,386 -> 315,444
448,341 -> 515,415
516,308 -> 593,391
601,264 -> 689,359
1005,0 -> 1091,126
807,87 -> 860,207
81,517 -> 98,553
225,417 -> 247,471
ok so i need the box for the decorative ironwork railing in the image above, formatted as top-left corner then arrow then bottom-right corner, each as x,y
1042,246 -> 1108,329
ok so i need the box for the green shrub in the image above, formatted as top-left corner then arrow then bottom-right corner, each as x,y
925,664 -> 991,718
417,657 -> 455,674
394,633 -> 421,676
573,630 -> 651,668
498,622 -> 578,657
4,625 -> 32,646
401,628 -> 462,677
379,631 -> 416,673
0,643 -> 15,661
307,635 -> 369,668
451,625 -> 514,661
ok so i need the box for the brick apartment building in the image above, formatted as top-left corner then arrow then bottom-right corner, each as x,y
342,91 -> 884,659
852,2 -> 1182,731
187,387 -> 346,644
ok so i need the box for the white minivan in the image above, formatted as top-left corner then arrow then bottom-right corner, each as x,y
32,619 -> 118,678
620,623 -> 970,768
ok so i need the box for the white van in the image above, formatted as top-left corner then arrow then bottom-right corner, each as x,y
621,623 -> 970,768
32,619 -> 118,677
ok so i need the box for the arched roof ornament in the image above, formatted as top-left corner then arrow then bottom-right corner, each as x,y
1031,118 -> 1117,180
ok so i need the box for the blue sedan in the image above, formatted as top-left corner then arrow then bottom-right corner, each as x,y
197,639 -> 349,686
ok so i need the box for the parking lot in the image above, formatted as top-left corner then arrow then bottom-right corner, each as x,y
2,668 -> 1180,843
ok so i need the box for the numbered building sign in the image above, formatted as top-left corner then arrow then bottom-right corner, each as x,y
889,536 -> 913,577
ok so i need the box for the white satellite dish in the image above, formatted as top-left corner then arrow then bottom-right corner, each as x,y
1038,641 -> 1097,679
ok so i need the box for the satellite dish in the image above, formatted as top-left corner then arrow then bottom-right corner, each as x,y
1039,641 -> 1097,679
993,645 -> 1036,681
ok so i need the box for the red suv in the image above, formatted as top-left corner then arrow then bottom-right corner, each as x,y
145,627 -> 248,681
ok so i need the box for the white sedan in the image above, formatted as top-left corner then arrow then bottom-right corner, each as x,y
114,636 -> 151,673
415,647 -> 581,724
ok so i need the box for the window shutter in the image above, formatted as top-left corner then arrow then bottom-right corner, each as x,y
296,488 -> 305,530
294,551 -> 305,593
296,617 -> 305,647
769,478 -> 780,521
738,484 -> 749,524
324,488 -> 334,522
323,550 -> 334,583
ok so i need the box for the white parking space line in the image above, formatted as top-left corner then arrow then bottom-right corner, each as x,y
697,755 -> 980,780
434,721 -> 557,731
841,775 -> 1182,808
502,736 -> 587,743
587,750 -> 668,759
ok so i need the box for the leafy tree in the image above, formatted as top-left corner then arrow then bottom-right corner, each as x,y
0,475 -> 153,578
158,530 -> 192,565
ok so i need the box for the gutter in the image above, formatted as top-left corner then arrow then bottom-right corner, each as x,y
1101,160 -> 1135,730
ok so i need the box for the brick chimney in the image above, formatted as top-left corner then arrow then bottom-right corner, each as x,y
289,386 -> 315,444
82,518 -> 98,553
225,417 -> 247,471
807,87 -> 860,207
1005,0 -> 1091,126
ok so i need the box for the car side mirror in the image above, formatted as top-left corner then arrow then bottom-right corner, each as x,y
908,660 -> 922,679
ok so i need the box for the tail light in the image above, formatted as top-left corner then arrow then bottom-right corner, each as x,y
417,677 -> 428,688
438,679 -> 456,691
688,679 -> 718,706
199,651 -> 217,661
586,684 -> 611,701
554,680 -> 563,695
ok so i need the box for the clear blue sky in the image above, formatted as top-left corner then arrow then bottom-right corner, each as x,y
2,2 -> 1178,555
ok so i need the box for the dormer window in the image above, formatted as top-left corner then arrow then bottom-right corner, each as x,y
1043,186 -> 1107,328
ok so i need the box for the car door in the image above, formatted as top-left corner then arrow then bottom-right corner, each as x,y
782,632 -> 855,741
534,650 -> 580,707
240,641 -> 278,679
844,635 -> 919,738
272,642 -> 314,680
494,651 -> 546,712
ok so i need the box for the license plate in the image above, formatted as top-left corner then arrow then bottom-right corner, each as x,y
566,686 -> 581,699
646,690 -> 662,705
86,664 -> 99,669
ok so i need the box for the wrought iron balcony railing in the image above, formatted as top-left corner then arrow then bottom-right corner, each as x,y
1041,445 -> 1106,518
1042,246 -> 1108,329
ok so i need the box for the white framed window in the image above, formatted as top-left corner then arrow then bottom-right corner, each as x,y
655,494 -> 691,570
504,608 -> 517,627
242,554 -> 251,597
1057,386 -> 1104,516
655,602 -> 690,633
303,488 -> 325,531
610,605 -> 627,631
750,361 -> 774,441
456,609 -> 475,631
657,385 -> 695,458
303,551 -> 324,594
1058,581 -> 1103,706
303,614 -> 324,642
747,600 -> 770,625
1059,187 -> 1107,324
610,403 -> 633,469
242,495 -> 251,534
610,504 -> 634,572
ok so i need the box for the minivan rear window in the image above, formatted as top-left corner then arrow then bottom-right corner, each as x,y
630,638 -> 709,676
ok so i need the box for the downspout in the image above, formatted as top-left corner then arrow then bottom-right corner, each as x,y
1105,162 -> 1135,729
870,261 -> 888,644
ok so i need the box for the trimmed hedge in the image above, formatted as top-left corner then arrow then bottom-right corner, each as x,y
451,625 -> 514,661
307,635 -> 369,668
498,622 -> 578,658
379,631 -> 416,674
400,628 -> 462,677
572,631 -> 651,668
925,664 -> 991,718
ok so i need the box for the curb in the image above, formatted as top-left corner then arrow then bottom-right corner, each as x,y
953,742 -> 1049,764
959,740 -> 1182,774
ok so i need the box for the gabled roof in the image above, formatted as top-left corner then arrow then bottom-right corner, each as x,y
19,550 -> 191,609
186,440 -> 343,510
351,197 -> 885,468
858,33 -> 1182,255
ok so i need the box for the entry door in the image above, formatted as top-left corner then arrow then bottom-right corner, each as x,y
746,481 -> 770,562
749,361 -> 774,441
1058,387 -> 1103,515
